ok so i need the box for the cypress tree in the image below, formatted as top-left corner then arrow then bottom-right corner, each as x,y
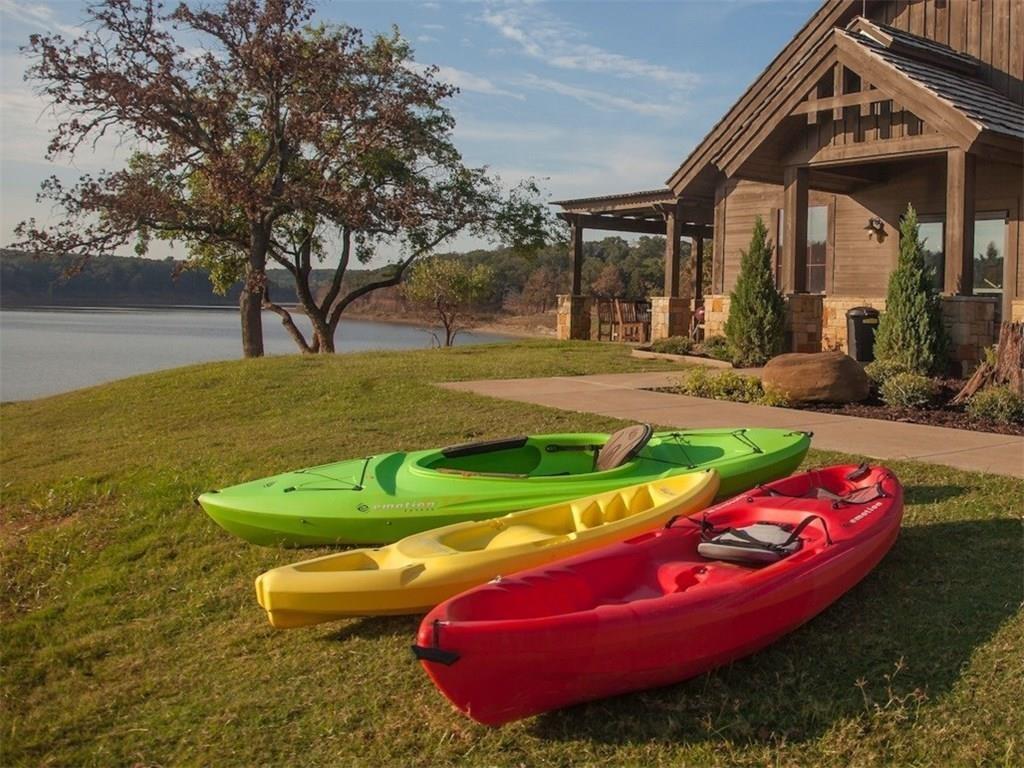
873,204 -> 948,374
725,216 -> 786,366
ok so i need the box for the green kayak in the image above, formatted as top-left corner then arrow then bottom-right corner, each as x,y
198,425 -> 810,546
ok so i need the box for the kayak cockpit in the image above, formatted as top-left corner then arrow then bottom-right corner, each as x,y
415,425 -> 656,480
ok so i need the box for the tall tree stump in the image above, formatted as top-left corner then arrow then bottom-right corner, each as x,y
951,322 -> 1024,405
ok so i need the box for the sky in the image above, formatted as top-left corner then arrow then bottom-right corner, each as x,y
0,0 -> 821,266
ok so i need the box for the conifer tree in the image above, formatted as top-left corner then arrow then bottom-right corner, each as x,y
725,216 -> 786,366
873,204 -> 948,374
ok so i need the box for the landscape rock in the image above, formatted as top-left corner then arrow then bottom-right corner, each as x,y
761,351 -> 870,403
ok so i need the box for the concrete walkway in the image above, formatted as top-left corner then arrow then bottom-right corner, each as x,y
441,371 -> 1024,479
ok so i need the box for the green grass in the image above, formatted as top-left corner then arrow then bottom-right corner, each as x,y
2,340 -> 1021,766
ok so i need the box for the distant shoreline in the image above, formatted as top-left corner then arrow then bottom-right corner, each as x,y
0,303 -> 555,339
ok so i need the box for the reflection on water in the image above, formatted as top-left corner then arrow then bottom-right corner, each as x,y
0,308 -> 508,401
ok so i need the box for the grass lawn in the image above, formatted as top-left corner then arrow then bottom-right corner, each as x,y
2,340 -> 1021,766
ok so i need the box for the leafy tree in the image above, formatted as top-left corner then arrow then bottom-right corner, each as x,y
404,257 -> 493,346
520,265 -> 565,312
725,216 -> 785,367
12,0 -> 553,356
873,204 -> 948,374
591,263 -> 626,298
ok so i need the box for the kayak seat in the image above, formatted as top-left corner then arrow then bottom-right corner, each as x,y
595,424 -> 653,471
697,515 -> 832,565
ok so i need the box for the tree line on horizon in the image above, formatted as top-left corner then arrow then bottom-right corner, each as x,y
1,236 -> 711,315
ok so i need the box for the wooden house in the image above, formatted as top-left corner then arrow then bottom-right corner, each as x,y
553,0 -> 1023,373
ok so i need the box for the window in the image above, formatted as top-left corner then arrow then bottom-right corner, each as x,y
973,213 -> 1007,296
807,206 -> 828,293
917,216 -> 944,293
776,206 -> 829,293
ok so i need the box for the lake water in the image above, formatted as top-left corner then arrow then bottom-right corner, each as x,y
0,308 -> 509,401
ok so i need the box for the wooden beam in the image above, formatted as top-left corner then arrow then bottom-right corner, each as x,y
832,63 -> 845,120
944,148 -> 976,295
782,166 -> 809,294
569,216 -> 584,295
792,89 -> 881,115
663,204 -> 683,298
785,132 -> 954,168
562,213 -> 706,237
693,231 -> 705,303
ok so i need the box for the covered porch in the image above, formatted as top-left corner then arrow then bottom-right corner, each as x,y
551,189 -> 713,342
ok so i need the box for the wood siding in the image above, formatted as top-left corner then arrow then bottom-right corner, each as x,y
871,0 -> 1024,104
715,157 -> 1022,300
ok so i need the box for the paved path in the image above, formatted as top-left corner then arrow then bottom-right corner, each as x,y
441,372 -> 1024,479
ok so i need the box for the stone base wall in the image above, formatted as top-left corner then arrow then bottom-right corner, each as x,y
822,297 -> 887,352
784,294 -> 823,353
940,295 -> 998,375
650,296 -> 691,342
556,294 -> 592,340
703,295 -> 730,338
688,292 -> 1000,372
1011,299 -> 1024,323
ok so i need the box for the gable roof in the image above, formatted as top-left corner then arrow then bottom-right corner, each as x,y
666,0 -> 860,195
666,2 -> 1022,198
843,21 -> 1024,140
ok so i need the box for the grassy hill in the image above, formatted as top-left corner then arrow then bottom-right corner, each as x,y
2,341 -> 1021,766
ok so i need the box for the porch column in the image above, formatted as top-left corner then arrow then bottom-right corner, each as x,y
782,166 -> 808,294
556,215 -> 591,340
569,215 -> 584,295
693,230 -> 705,303
944,148 -> 976,295
663,204 -> 682,297
651,202 -> 690,341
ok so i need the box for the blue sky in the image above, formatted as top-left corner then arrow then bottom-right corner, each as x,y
0,0 -> 821,263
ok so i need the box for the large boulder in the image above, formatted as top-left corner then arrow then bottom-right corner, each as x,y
761,351 -> 870,403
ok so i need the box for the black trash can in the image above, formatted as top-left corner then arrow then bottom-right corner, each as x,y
846,306 -> 880,362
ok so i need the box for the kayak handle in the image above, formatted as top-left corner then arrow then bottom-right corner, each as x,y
411,645 -> 460,666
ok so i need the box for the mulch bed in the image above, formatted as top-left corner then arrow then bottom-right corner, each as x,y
652,377 -> 1024,437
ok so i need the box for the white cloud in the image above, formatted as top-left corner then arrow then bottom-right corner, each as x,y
0,0 -> 83,38
422,23 -> 445,31
480,2 -> 699,91
417,34 -> 436,43
410,61 -> 524,100
454,119 -> 563,143
518,74 -> 685,118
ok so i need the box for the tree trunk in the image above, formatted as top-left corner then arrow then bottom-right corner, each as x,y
951,321 -> 1024,404
241,224 -> 269,358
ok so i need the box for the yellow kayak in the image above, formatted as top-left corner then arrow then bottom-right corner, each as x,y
255,469 -> 719,628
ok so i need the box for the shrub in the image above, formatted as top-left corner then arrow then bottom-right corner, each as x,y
725,216 -> 786,367
757,386 -> 792,408
650,336 -> 694,356
699,335 -> 732,362
864,358 -> 910,387
879,372 -> 937,409
673,367 -> 788,407
873,204 -> 948,374
966,387 -> 1024,424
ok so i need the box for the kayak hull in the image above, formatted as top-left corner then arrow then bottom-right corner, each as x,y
416,465 -> 903,725
199,428 -> 810,546
255,471 -> 719,627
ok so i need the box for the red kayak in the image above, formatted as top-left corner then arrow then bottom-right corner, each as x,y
414,464 -> 903,725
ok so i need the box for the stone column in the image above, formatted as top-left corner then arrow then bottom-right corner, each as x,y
649,296 -> 690,342
941,295 -> 997,375
783,293 -> 824,353
556,294 -> 592,340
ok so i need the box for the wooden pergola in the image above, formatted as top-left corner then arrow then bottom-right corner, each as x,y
551,189 -> 714,340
